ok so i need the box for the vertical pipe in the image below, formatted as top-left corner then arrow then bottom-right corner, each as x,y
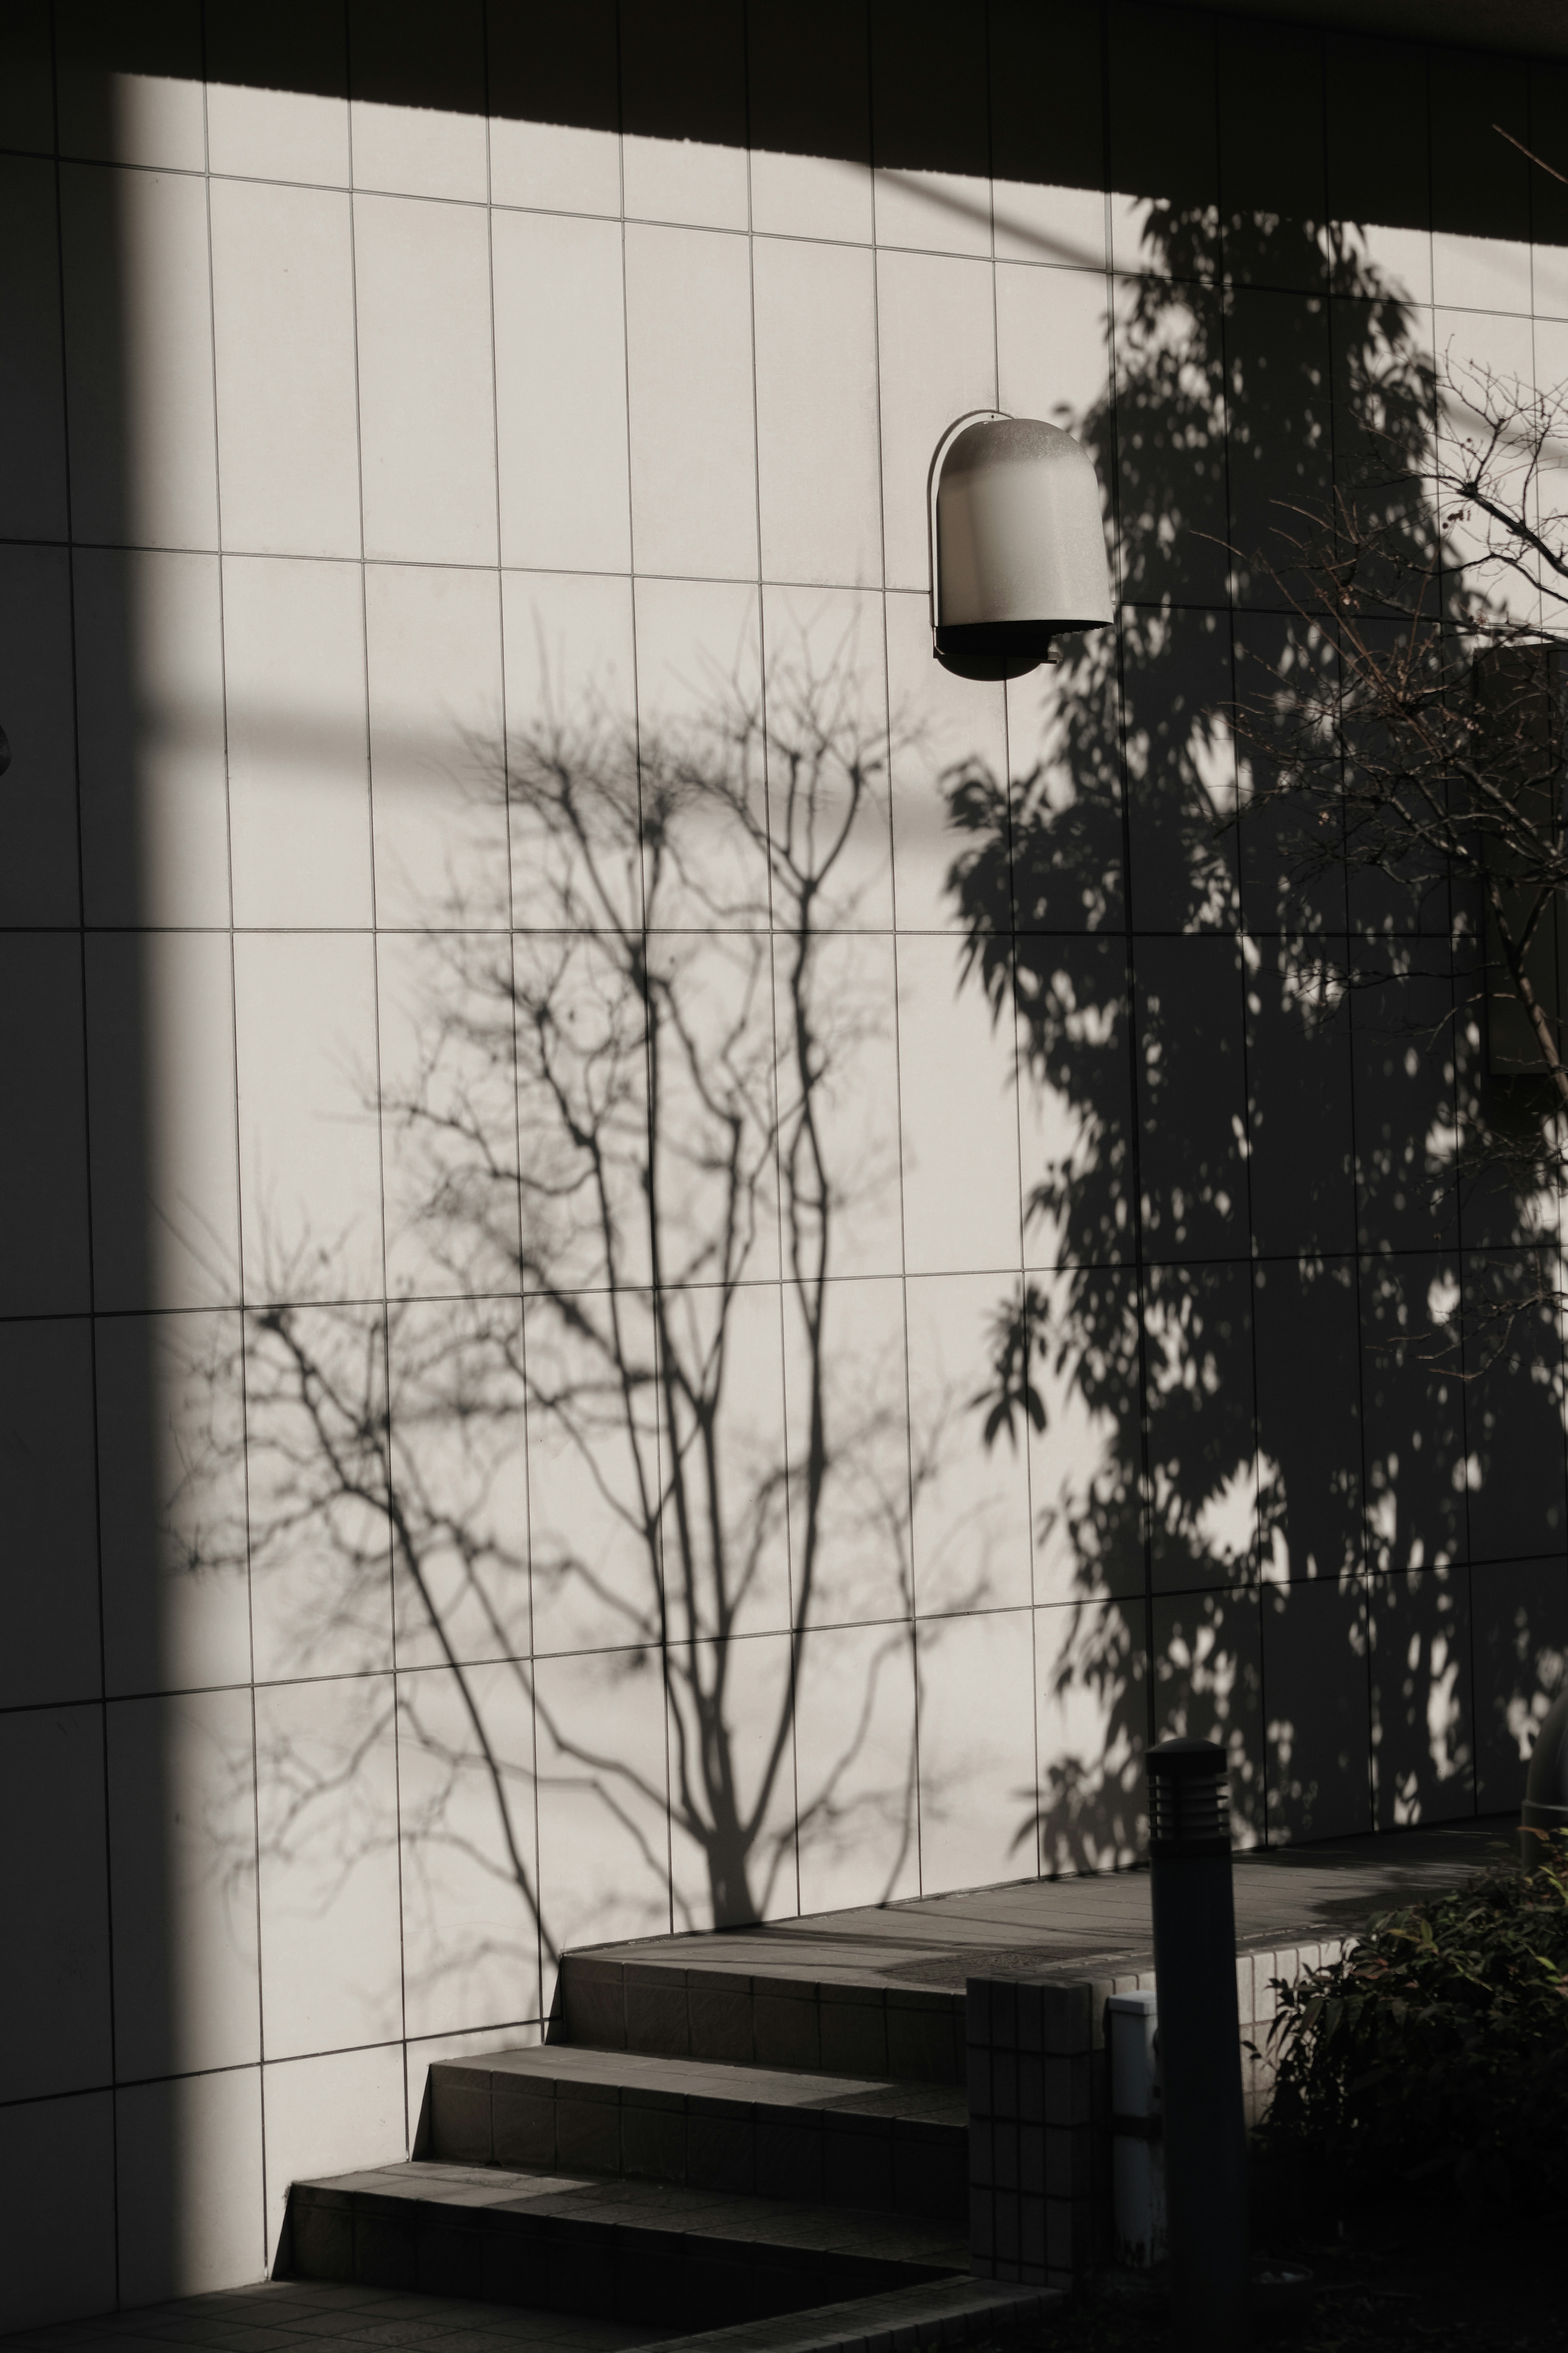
1147,1737 -> 1249,2351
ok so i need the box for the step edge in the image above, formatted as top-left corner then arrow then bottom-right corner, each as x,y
620,2275 -> 1060,2351
287,2172 -> 969,2266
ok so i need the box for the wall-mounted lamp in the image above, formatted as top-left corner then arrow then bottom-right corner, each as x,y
929,411 -> 1113,681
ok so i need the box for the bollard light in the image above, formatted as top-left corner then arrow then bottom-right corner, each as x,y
1521,1684 -> 1568,1868
928,411 -> 1114,680
1146,1738 -> 1249,2353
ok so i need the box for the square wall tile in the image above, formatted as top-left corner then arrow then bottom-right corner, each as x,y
347,0 -> 488,201
1471,1557 -> 1568,1813
0,546 -> 79,927
533,1646 -> 672,1996
205,0 -> 350,185
1325,32 -> 1429,266
1121,608 -> 1237,930
1431,50 -> 1530,310
366,563 -> 507,927
0,1705 -> 112,2101
243,1298 -> 397,1686
501,569 -> 640,927
60,161 -> 218,552
885,588 -> 1007,935
0,933 -> 91,1318
1111,287 -> 1229,606
659,1283 -> 792,1639
0,2092 -> 116,2334
386,1294 -> 531,1670
0,1318 -> 100,1709
1360,1255 -> 1468,1573
1369,1565 -> 1474,1828
621,0 -> 748,231
996,261 -> 1112,437
1263,1575 -> 1371,1844
1225,289 -> 1333,592
85,930 -> 241,1313
1036,1595 -> 1147,1873
1002,624 -> 1127,941
870,0 -> 990,259
493,209 -> 631,576
795,1620 -> 921,1913
96,1309 -> 252,1697
1246,939 -> 1355,1261
233,930 -> 385,1306
625,222 -> 758,579
1153,1586 -> 1264,1844
377,929 -> 521,1300
1463,1254 -> 1567,1565
0,156 -> 69,543
762,583 -> 894,926
748,0 -> 873,244
108,1687 -> 261,2079
0,4 -> 54,157
225,556 -> 372,929
56,2 -> 205,169
1016,937 -> 1134,1271
916,1607 -> 1038,1895
1027,1265 -> 1144,1608
1107,2 -> 1218,278
875,249 -> 997,593
211,180 -> 362,560
634,576 -> 764,924
355,192 -> 499,567
399,1660 -> 542,2039
116,2066 -> 266,2306
524,1291 -> 662,1656
1216,18 -> 1326,292
263,2043 -> 406,2261
256,1672 -> 404,2060
74,547 -> 230,929
1254,1256 -> 1363,1586
1135,935 -> 1249,1264
778,929 -> 902,1280
906,1272 -> 1033,1618
668,1630 -> 798,1927
754,236 -> 882,589
510,930 -> 653,1291
991,0 -> 1105,270
898,931 -> 1023,1278
488,0 -> 621,216
783,1276 -> 911,1626
1350,951 -> 1458,1251
1143,1259 -> 1258,1594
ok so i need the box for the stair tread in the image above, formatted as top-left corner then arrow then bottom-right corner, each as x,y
300,2161 -> 969,2268
440,2043 -> 965,2127
648,2275 -> 1061,2351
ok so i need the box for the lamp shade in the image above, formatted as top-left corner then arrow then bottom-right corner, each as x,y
930,413 -> 1113,680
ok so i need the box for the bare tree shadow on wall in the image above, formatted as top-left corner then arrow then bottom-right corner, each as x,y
184,642 -> 973,2026
946,198 -> 1568,1874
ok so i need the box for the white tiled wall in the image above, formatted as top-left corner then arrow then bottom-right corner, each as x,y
4,0 -> 1568,2326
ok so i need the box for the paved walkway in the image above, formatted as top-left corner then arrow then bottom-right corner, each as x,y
579,1813 -> 1519,1989
0,2280 -> 658,2353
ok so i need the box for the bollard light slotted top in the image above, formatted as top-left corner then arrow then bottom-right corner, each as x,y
1146,1737 -> 1231,1856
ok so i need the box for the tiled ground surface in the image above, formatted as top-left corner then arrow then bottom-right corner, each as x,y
0,2280 -> 658,2353
576,1814 -> 1517,1991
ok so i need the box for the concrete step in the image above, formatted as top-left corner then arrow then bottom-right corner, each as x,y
647,2275 -> 1062,2350
556,1953 -> 966,2086
281,2160 -> 969,2335
425,2044 -> 968,2221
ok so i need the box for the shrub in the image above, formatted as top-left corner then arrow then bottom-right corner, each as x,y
1257,1836 -> 1568,2212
